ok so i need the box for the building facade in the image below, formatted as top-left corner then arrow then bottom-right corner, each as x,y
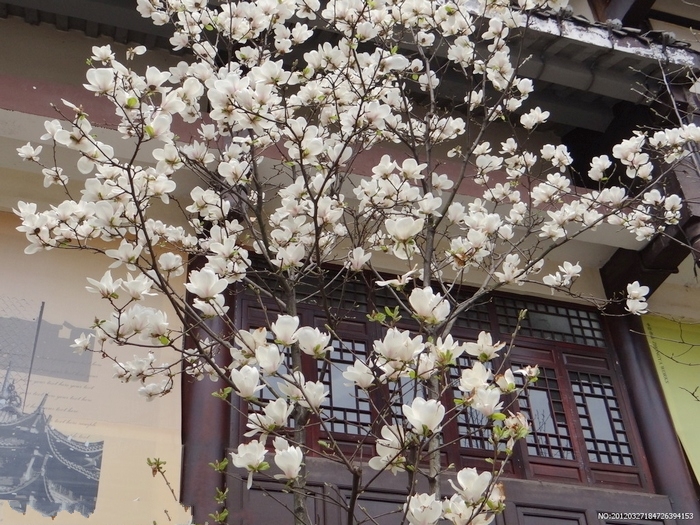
0,1 -> 699,525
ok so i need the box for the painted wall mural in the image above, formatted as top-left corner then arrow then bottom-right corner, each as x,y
0,296 -> 102,518
0,212 -> 189,524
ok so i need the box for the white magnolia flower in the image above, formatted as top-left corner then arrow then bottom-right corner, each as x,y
459,362 -> 492,393
105,240 -> 142,270
121,273 -> 156,300
230,365 -> 264,398
471,386 -> 503,417
185,268 -> 228,300
385,217 -> 424,241
245,398 -> 292,438
84,68 -> 116,95
626,280 -> 649,300
342,359 -> 375,389
409,287 -> 450,325
346,247 -> 371,271
86,270 -> 122,298
17,142 -> 42,161
375,268 -> 418,288
278,371 -> 306,403
429,334 -> 464,366
520,107 -> 549,129
230,440 -> 268,489
138,379 -> 170,401
91,44 -> 114,63
235,327 -> 268,354
368,424 -> 406,474
158,252 -> 185,276
296,326 -> 330,358
271,315 -> 300,346
465,332 -> 505,362
273,439 -> 303,480
71,332 -> 93,354
374,328 -> 424,365
255,343 -> 284,375
449,467 -> 492,504
495,369 -> 516,393
443,494 -> 494,525
300,380 -> 328,410
402,398 -> 445,435
405,493 -> 442,525
626,298 -> 648,315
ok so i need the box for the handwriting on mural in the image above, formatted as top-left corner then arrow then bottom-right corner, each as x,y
33,378 -> 95,389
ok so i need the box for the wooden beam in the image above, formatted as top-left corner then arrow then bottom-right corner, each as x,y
601,146 -> 700,299
600,229 -> 690,301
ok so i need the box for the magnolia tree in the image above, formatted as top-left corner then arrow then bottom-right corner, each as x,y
13,0 -> 700,523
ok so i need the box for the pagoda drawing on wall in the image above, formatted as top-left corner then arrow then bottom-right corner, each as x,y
0,367 -> 103,517
0,296 -> 103,517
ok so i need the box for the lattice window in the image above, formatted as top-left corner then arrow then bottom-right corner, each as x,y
496,298 -> 606,348
245,268 -> 369,315
452,301 -> 493,332
569,371 -> 635,466
452,356 -> 493,450
388,376 -> 419,428
324,275 -> 371,315
318,339 -> 372,435
236,274 -> 650,489
516,365 -> 575,460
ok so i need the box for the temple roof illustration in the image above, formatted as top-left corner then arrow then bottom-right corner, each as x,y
0,369 -> 103,518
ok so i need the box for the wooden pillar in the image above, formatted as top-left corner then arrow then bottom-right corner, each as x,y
181,258 -> 233,524
607,313 -> 700,514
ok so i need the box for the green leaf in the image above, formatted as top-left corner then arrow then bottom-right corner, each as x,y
209,508 -> 229,524
367,311 -> 386,323
158,335 -> 170,345
384,306 -> 401,321
209,458 -> 229,472
212,387 -> 233,400
215,487 -> 229,504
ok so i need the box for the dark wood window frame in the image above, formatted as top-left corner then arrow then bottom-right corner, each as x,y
233,277 -> 653,492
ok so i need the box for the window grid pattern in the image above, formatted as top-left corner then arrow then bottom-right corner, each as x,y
240,276 -> 648,488
325,277 -> 370,314
242,329 -> 296,432
388,377 -> 418,429
248,272 -> 369,314
255,331 -> 293,405
453,302 -> 492,332
451,356 -> 493,450
516,366 -> 575,460
372,286 -> 406,320
496,298 -> 606,348
569,371 -> 635,466
318,339 -> 372,435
